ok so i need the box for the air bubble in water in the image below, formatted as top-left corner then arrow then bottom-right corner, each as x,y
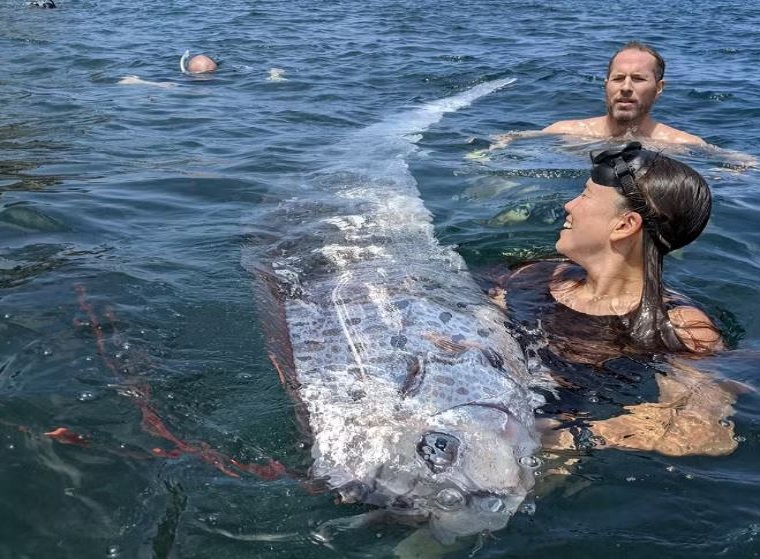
78,391 -> 97,402
200,513 -> 219,525
519,455 -> 542,469
719,419 -> 731,428
106,545 -> 120,558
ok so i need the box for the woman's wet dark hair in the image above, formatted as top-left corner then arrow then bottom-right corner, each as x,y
590,142 -> 713,351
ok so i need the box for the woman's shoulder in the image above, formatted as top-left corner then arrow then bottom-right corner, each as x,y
668,305 -> 724,353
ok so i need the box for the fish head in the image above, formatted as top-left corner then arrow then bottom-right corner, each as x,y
423,404 -> 541,544
339,402 -> 541,545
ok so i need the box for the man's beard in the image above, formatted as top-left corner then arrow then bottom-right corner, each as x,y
608,99 -> 651,124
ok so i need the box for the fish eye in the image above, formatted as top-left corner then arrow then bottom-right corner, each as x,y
417,432 -> 460,473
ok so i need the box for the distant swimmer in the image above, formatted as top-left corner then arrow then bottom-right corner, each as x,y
180,50 -> 218,74
117,75 -> 176,89
27,0 -> 56,7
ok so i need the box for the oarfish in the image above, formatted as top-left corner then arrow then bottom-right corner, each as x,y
243,78 -> 554,544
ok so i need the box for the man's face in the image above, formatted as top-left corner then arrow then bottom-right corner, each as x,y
605,49 -> 663,124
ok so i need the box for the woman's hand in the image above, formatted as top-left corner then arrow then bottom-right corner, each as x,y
541,361 -> 739,457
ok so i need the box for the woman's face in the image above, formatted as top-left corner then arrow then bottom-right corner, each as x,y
556,178 -> 628,262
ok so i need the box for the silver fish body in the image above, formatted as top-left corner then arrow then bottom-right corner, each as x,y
244,79 -> 553,544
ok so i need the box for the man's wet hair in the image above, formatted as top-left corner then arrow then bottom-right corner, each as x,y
607,41 -> 665,82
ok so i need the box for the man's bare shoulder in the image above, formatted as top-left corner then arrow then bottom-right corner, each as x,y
650,123 -> 706,145
542,117 -> 705,145
542,117 -> 606,136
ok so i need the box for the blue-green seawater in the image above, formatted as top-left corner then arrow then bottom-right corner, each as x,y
1,1 -> 759,557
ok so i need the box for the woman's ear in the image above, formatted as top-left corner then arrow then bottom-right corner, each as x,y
611,211 -> 643,241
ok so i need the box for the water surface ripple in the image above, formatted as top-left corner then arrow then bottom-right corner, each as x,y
1,1 -> 759,558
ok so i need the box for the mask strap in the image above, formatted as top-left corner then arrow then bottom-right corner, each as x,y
612,155 -> 672,252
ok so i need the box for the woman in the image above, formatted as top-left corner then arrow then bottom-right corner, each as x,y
495,142 -> 737,456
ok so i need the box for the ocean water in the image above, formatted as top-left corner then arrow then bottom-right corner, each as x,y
1,1 -> 759,558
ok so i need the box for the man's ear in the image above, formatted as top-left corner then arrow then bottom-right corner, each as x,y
612,211 -> 643,241
655,79 -> 665,98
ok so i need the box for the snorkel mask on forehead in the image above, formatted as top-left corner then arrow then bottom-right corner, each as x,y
589,141 -> 672,251
590,141 -> 657,194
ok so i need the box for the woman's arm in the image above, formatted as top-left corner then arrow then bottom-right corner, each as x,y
543,360 -> 739,457
668,305 -> 724,353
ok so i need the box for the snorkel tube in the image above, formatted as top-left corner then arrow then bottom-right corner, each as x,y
179,50 -> 218,75
180,50 -> 190,74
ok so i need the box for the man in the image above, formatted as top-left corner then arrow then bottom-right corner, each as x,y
543,42 -> 704,144
487,42 -> 708,151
